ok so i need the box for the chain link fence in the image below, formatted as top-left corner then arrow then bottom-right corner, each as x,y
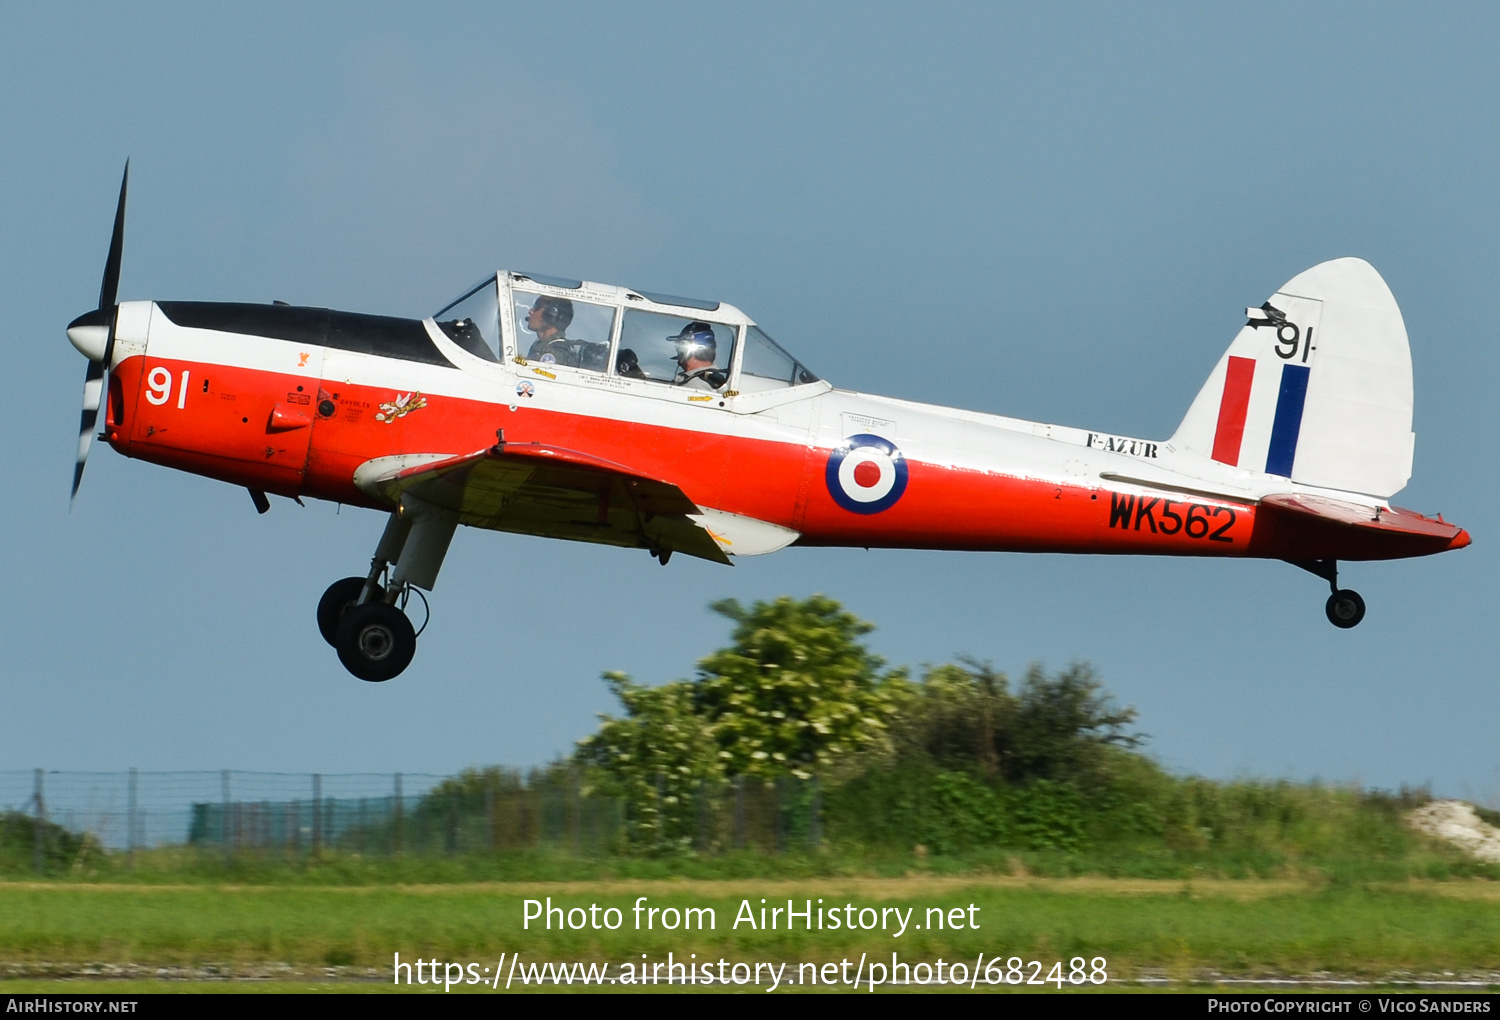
0,769 -> 824,871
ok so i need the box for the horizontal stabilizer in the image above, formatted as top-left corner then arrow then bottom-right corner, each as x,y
1254,492 -> 1470,561
1259,493 -> 1465,542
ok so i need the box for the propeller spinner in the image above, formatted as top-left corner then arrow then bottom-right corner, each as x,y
67,161 -> 128,503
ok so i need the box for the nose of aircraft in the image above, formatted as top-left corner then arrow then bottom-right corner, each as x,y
67,308 -> 110,362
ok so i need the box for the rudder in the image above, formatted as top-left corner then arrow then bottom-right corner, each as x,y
1170,258 -> 1414,499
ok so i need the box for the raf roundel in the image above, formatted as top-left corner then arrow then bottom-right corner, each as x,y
825,434 -> 909,514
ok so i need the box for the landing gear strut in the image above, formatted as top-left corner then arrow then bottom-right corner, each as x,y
1290,559 -> 1366,629
321,499 -> 457,681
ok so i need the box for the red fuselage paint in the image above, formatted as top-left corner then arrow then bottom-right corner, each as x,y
104,350 -> 1470,564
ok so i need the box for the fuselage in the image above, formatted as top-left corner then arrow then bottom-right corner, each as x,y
95,287 -> 1467,565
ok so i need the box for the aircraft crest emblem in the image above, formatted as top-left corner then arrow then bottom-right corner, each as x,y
374,391 -> 426,423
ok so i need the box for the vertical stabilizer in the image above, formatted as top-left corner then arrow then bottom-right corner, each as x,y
1170,258 -> 1414,499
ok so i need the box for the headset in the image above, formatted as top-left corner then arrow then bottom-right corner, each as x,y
531,296 -> 574,331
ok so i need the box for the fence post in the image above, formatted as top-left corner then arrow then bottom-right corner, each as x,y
734,775 -> 745,850
220,770 -> 231,866
655,773 -> 665,849
571,770 -> 582,856
393,773 -> 403,856
484,773 -> 496,853
359,797 -> 369,855
33,769 -> 45,876
810,775 -> 822,849
446,790 -> 457,856
520,777 -> 533,849
311,774 -> 322,858
696,779 -> 706,852
127,768 -> 138,868
775,778 -> 786,854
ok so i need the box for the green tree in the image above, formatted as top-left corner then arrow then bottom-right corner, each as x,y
888,659 -> 1140,786
1009,662 -> 1142,786
575,596 -> 909,845
574,597 -> 1144,854
689,596 -> 909,778
575,673 -> 723,845
894,658 -> 1015,779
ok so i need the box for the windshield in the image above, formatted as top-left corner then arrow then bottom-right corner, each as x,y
433,278 -> 501,362
737,325 -> 818,393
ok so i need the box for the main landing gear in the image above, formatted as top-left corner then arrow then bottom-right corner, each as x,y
1291,559 -> 1366,630
318,498 -> 457,681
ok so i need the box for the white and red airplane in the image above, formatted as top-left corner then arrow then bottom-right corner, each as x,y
67,168 -> 1470,681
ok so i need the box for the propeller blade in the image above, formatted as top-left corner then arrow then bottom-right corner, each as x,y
72,160 -> 127,505
71,358 -> 105,502
98,161 -> 128,312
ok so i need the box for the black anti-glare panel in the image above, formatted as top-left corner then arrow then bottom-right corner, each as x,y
157,302 -> 455,368
327,310 -> 453,366
158,302 -> 327,345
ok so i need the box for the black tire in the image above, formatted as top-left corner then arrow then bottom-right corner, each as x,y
316,577 -> 381,647
335,602 -> 416,682
1325,589 -> 1366,629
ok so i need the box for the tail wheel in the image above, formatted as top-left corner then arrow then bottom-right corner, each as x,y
336,603 -> 416,682
1325,589 -> 1366,629
316,577 -> 383,647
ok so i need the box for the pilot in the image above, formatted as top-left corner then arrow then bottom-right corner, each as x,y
524,296 -> 607,370
671,322 -> 727,391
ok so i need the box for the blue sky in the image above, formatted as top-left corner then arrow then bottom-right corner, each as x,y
2,3 -> 1496,801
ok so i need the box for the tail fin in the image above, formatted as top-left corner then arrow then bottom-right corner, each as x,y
1170,257 -> 1414,499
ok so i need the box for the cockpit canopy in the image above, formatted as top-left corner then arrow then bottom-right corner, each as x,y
433,272 -> 818,393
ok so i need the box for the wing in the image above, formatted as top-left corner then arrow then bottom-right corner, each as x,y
353,442 -> 733,565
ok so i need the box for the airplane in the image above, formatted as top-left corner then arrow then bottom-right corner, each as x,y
66,166 -> 1470,681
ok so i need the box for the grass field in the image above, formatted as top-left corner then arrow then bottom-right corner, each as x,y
4,771 -> 1497,992
2,875 -> 1498,992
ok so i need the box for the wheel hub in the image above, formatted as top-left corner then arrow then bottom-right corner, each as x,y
357,624 -> 395,661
